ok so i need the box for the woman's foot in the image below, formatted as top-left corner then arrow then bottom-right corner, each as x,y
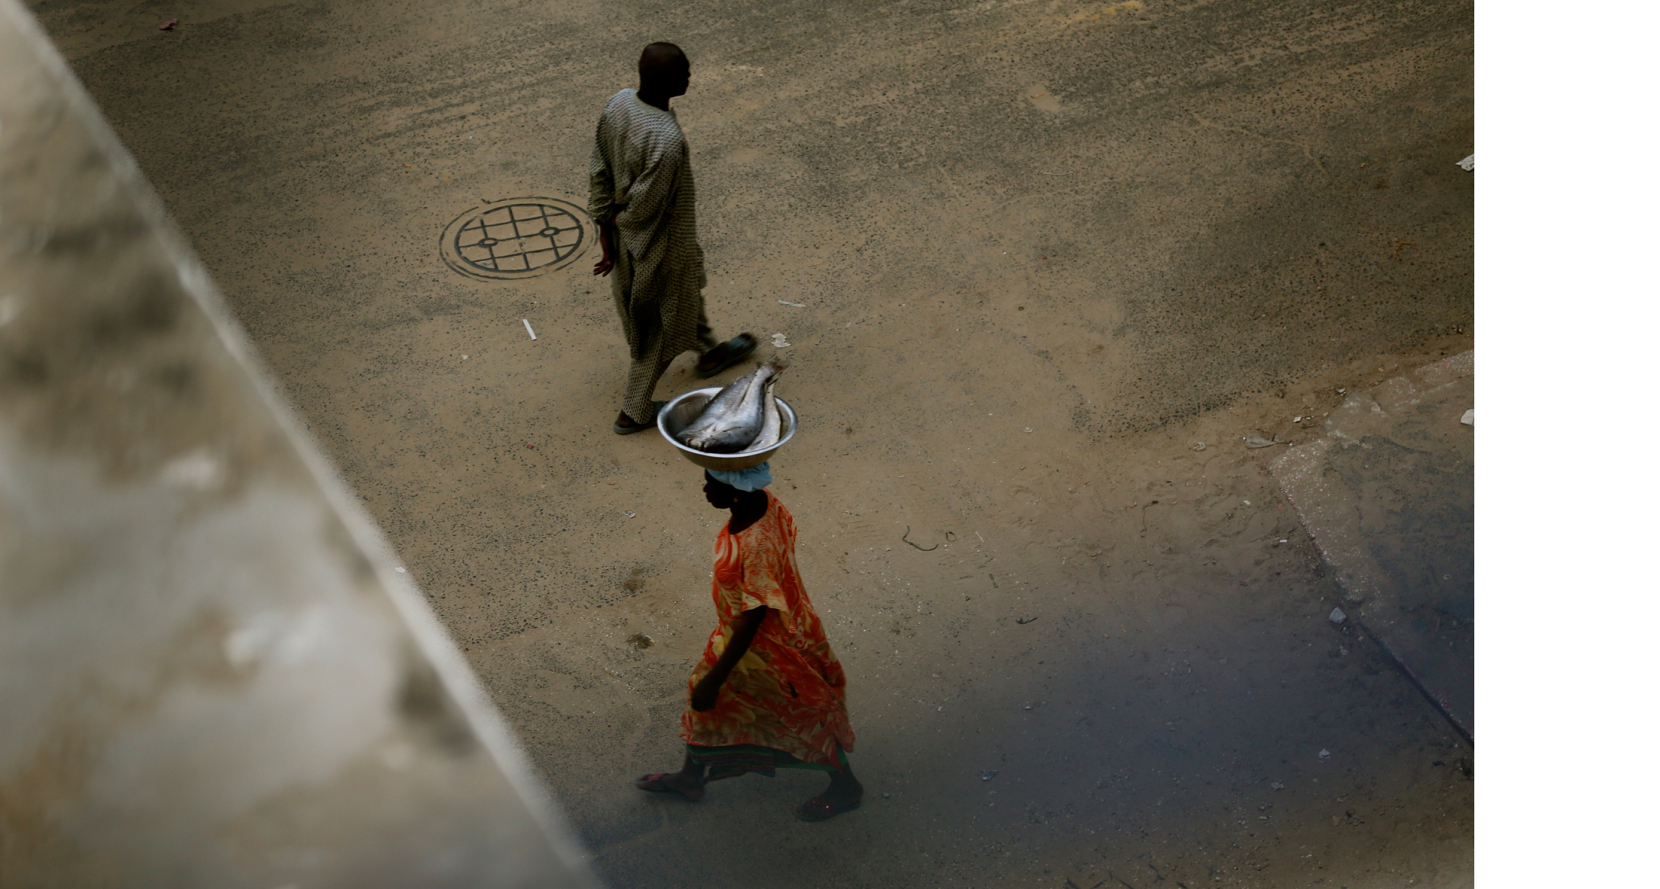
795,771 -> 863,822
695,334 -> 759,378
635,771 -> 706,802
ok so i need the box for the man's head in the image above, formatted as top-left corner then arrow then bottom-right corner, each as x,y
639,42 -> 690,99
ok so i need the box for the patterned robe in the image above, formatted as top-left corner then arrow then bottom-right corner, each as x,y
587,89 -> 715,422
681,493 -> 856,768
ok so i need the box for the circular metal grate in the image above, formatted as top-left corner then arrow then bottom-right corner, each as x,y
440,197 -> 591,280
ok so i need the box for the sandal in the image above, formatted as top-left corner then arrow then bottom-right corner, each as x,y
794,794 -> 861,822
635,773 -> 704,802
613,401 -> 667,435
695,334 -> 759,378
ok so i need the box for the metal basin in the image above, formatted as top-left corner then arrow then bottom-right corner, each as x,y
657,387 -> 797,471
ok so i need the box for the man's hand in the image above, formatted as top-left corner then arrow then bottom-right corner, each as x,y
690,675 -> 721,712
593,220 -> 616,277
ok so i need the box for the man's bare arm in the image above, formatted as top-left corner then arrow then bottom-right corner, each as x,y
593,218 -> 616,276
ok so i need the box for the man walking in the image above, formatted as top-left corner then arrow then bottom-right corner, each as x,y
589,42 -> 755,434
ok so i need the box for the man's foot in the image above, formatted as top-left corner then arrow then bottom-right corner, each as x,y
635,771 -> 705,802
613,401 -> 667,435
695,334 -> 759,378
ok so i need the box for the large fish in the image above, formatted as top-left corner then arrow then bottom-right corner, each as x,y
678,362 -> 787,453
749,376 -> 784,451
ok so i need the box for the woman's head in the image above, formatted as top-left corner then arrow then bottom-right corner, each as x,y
704,470 -> 769,511
703,471 -> 739,508
702,463 -> 772,500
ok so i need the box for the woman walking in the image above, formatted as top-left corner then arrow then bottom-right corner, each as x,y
635,464 -> 861,821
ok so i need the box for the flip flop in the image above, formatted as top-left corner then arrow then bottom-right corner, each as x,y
695,333 -> 759,378
613,400 -> 667,435
635,773 -> 704,802
794,795 -> 861,822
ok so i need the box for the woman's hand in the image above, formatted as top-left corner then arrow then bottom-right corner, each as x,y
688,606 -> 767,713
691,675 -> 721,712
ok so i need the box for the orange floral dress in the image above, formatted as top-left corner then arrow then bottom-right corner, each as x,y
680,492 -> 855,770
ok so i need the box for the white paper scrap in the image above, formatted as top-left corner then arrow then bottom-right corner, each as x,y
522,319 -> 537,340
1456,154 -> 1474,171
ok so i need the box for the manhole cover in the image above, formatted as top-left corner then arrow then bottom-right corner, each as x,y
440,197 -> 591,280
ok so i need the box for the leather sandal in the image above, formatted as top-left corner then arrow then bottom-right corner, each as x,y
634,773 -> 704,802
695,334 -> 759,378
794,794 -> 861,822
613,401 -> 667,435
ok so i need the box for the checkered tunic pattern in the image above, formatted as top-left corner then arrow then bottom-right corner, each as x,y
589,89 -> 717,423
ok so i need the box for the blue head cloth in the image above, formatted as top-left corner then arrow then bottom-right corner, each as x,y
707,462 -> 772,492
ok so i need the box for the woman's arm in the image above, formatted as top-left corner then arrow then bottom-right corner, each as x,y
691,606 -> 768,711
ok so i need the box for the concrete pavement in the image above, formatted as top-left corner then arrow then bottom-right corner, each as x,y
1273,352 -> 1474,743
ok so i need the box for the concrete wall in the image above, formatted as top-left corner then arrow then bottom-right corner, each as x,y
0,2 -> 597,885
